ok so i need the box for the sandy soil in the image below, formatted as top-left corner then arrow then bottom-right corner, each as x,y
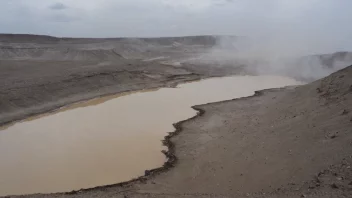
1,34 -> 352,197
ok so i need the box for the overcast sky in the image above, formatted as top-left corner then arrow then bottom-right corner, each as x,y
0,0 -> 351,52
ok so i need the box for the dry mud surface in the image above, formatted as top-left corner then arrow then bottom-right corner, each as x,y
1,34 -> 352,197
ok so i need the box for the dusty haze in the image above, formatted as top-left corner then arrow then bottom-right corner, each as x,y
1,1 -> 352,80
188,36 -> 352,81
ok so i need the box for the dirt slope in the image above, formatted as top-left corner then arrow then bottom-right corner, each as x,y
122,65 -> 351,198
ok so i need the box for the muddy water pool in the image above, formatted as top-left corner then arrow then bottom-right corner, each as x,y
0,75 -> 302,196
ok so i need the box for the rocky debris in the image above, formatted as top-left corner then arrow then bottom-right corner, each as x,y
342,109 -> 349,115
144,170 -> 151,176
326,132 -> 339,139
331,183 -> 339,189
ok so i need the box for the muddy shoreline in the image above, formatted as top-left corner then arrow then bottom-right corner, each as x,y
0,73 -> 203,128
0,88 -> 266,198
0,75 -> 303,197
0,61 -> 241,127
63,90 -> 266,195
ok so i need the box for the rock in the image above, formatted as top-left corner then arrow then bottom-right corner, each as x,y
342,109 -> 349,115
316,88 -> 323,93
327,132 -> 338,139
301,194 -> 307,197
145,170 -> 151,176
331,183 -> 339,189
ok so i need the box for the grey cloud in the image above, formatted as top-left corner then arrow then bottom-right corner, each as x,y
50,14 -> 78,22
49,2 -> 68,10
212,0 -> 234,7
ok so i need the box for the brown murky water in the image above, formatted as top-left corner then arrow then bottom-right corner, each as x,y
0,76 -> 302,196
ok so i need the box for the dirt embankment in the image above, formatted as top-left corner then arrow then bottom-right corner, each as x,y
0,59 -> 203,126
0,35 -> 244,127
10,66 -> 350,198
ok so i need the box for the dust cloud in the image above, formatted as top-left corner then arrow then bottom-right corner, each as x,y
181,0 -> 352,82
187,35 -> 352,82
